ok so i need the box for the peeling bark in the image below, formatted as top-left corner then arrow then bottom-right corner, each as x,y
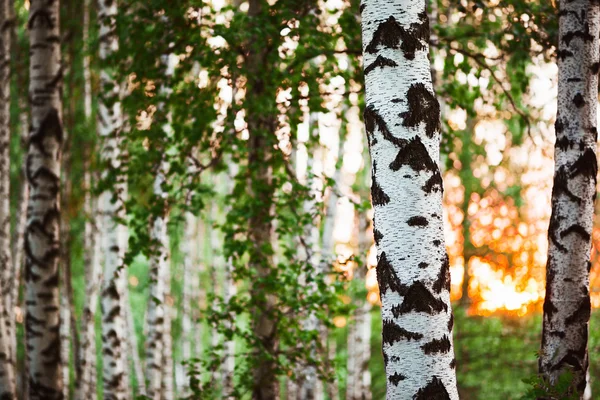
361,1 -> 458,398
539,0 -> 600,395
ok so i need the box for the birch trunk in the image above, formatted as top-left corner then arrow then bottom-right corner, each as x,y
145,163 -> 170,400
97,0 -> 128,398
124,286 -> 145,397
161,257 -> 174,400
246,1 -> 279,398
0,0 -> 16,396
25,0 -> 63,398
539,0 -> 600,394
177,212 -> 196,395
361,1 -> 458,398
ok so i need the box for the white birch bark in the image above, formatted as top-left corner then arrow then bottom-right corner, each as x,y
161,256 -> 174,400
145,162 -> 170,400
539,0 -> 600,394
361,1 -> 458,398
177,211 -> 196,395
97,0 -> 128,398
25,0 -> 64,398
0,0 -> 16,396
125,287 -> 146,398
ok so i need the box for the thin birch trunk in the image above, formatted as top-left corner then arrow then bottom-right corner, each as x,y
125,287 -> 146,398
25,0 -> 64,398
361,1 -> 458,397
77,0 -> 100,391
162,257 -> 174,400
539,0 -> 600,394
0,0 -> 16,396
97,0 -> 128,397
145,162 -> 169,400
247,1 -> 279,398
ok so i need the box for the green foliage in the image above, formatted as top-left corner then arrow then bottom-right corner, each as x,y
521,370 -> 580,400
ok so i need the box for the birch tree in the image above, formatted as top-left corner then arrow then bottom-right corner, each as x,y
539,0 -> 600,395
361,0 -> 458,398
97,0 -> 128,397
25,0 -> 63,397
0,0 -> 16,396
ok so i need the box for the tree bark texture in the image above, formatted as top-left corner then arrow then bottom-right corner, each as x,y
247,1 -> 279,398
0,0 -> 16,396
145,163 -> 170,400
25,0 -> 63,398
97,0 -> 128,398
361,0 -> 458,398
539,0 -> 600,395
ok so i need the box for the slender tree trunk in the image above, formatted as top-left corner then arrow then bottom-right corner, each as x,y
539,0 -> 600,395
126,288 -> 146,398
361,1 -> 458,398
161,256 -> 174,400
246,1 -> 279,398
97,0 -> 128,398
145,163 -> 169,400
177,211 -> 196,395
347,212 -> 372,400
0,0 -> 16,396
25,0 -> 63,398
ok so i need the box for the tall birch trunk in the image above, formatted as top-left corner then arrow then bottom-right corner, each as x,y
361,1 -> 458,398
161,258 -> 174,400
145,163 -> 170,400
246,1 -> 279,398
539,0 -> 600,394
0,0 -> 16,396
97,0 -> 128,398
347,212 -> 372,400
126,288 -> 146,398
25,0 -> 63,398
177,211 -> 196,395
78,1 -> 100,397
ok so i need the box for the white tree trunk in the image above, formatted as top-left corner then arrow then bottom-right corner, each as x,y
361,1 -> 458,398
0,0 -> 16,396
97,0 -> 129,398
162,256 -> 174,400
25,0 -> 64,398
145,163 -> 170,400
539,0 -> 600,394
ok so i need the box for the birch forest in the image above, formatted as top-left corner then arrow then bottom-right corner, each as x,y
2,0 -> 600,399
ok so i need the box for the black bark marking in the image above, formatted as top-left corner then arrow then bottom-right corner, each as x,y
543,263 -> 558,321
382,320 -> 423,345
423,171 -> 443,193
389,372 -> 406,386
432,239 -> 441,246
407,216 -> 428,227
29,108 -> 63,157
450,358 -> 456,369
389,136 -> 437,173
364,55 -> 397,75
365,14 -> 429,60
432,254 -> 450,293
589,127 -> 598,141
557,50 -> 574,60
591,62 -> 600,74
573,93 -> 586,108
570,148 -> 597,183
560,224 -> 591,241
400,83 -> 440,138
562,26 -> 594,46
413,376 -> 451,400
373,229 -> 383,247
555,118 -> 565,134
553,167 -> 581,204
377,252 -> 409,296
28,9 -> 54,29
393,281 -> 447,316
418,262 -> 428,269
565,297 -> 591,325
421,335 -> 451,355
364,105 -> 407,147
548,206 -> 567,253
448,313 -> 454,331
371,177 -> 390,206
